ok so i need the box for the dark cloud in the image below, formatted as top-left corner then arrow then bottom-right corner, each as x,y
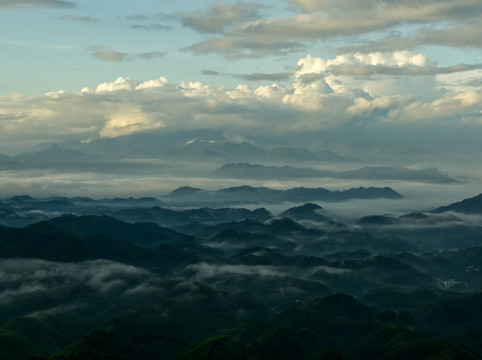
59,15 -> 98,23
340,24 -> 482,53
131,24 -> 172,31
467,78 -> 482,87
180,1 -> 266,34
0,0 -> 74,8
327,63 -> 482,78
124,12 -> 174,31
202,69 -> 221,76
135,51 -> 166,60
236,72 -> 291,82
184,37 -> 305,59
89,46 -> 128,62
202,69 -> 291,82
182,0 -> 481,58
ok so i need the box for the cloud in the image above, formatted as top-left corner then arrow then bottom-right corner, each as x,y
203,69 -> 291,82
89,46 -> 128,62
182,262 -> 289,282
99,106 -> 165,138
0,258 -> 157,304
183,0 -> 482,58
92,77 -> 138,92
180,1 -> 265,34
340,23 -> 482,53
135,76 -> 169,90
0,51 -> 480,154
134,51 -> 166,60
131,24 -> 172,31
88,47 -> 167,62
59,15 -> 98,23
289,0 -> 476,13
0,0 -> 74,8
183,37 -> 305,59
125,12 -> 174,31
239,72 -> 291,82
202,69 -> 221,76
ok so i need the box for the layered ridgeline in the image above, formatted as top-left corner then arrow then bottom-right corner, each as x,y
161,185 -> 402,205
1,129 -> 435,165
0,144 -> 454,183
0,185 -> 402,228
1,193 -> 482,359
212,163 -> 456,183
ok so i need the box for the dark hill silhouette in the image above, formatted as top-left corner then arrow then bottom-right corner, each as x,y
162,185 -> 402,205
281,203 -> 331,222
432,193 -> 482,214
48,214 -> 193,248
0,222 -> 192,269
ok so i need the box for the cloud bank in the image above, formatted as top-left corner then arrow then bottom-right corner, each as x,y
180,1 -> 266,34
0,50 -> 480,153
181,0 -> 482,58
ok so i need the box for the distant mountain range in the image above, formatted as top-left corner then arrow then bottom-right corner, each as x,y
212,163 -> 456,183
161,185 -> 402,205
1,129 -> 441,173
309,140 -> 434,163
0,144 -> 104,170
14,130 -> 353,165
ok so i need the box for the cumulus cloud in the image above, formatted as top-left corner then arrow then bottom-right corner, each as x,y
135,76 -> 169,90
180,1 -> 265,34
0,51 -> 480,154
91,77 -> 138,93
0,0 -> 74,8
99,106 -> 165,138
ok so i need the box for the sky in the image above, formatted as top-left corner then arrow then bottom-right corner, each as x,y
0,0 -> 481,154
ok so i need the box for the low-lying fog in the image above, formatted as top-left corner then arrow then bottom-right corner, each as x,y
0,162 -> 480,221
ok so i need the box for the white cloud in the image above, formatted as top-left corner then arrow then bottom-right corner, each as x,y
95,77 -> 138,93
254,84 -> 287,101
100,106 -> 165,138
136,76 -> 169,90
226,84 -> 255,100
